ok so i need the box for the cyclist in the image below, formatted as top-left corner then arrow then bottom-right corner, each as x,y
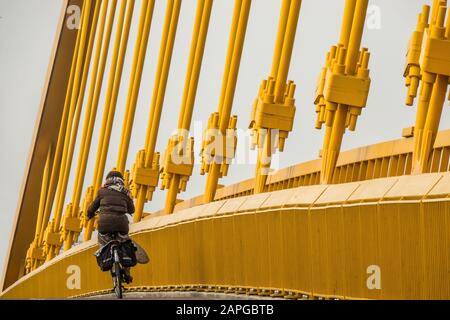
87,170 -> 146,283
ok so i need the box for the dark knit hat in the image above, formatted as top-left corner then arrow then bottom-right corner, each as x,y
106,170 -> 124,180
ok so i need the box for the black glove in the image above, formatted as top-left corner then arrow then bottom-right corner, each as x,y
87,211 -> 96,220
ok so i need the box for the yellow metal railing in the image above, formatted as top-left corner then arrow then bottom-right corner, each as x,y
6,0 -> 450,294
3,172 -> 450,299
172,129 -> 450,213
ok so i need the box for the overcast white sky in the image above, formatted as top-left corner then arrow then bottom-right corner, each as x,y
1,0 -> 448,272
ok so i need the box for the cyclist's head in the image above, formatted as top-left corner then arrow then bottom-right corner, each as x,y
106,170 -> 124,180
105,170 -> 124,185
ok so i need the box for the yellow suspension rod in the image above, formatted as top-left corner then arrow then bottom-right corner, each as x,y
163,0 -> 213,214
216,0 -> 243,117
414,5 -> 449,173
96,0 -> 135,188
180,0 -> 213,130
62,0 -> 114,251
274,0 -> 301,103
345,0 -> 368,75
218,0 -> 251,133
26,146 -> 52,271
81,0 -> 119,243
84,0 -> 134,241
321,0 -> 357,157
178,0 -> 206,129
271,0 -> 291,79
144,0 -> 180,158
116,0 -> 156,173
69,0 -> 113,218
39,1 -> 85,241
321,0 -> 369,184
90,0 -> 125,194
134,0 -> 182,222
339,0 -> 357,47
51,0 -> 94,234
203,0 -> 252,203
34,146 -> 52,245
254,0 -> 301,193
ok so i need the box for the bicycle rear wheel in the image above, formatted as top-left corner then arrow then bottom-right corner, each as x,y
113,262 -> 123,299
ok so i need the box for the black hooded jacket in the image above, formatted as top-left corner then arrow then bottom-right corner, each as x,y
87,186 -> 135,234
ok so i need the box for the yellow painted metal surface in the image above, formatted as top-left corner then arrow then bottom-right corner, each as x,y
405,1 -> 450,173
250,0 -> 301,194
161,0 -> 214,214
1,0 -> 91,291
201,0 -> 252,204
169,130 -> 450,214
132,0 -> 182,222
4,0 -> 450,300
315,0 -> 371,185
2,173 -> 450,300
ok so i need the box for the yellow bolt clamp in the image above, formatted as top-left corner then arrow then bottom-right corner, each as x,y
130,150 -> 160,202
403,5 -> 435,106
80,186 -> 94,228
200,112 -> 219,175
42,221 -> 63,258
25,243 -> 45,273
201,113 -> 237,178
322,47 -> 371,132
61,204 -> 82,250
123,169 -> 131,189
249,77 -> 296,153
314,46 -> 338,129
420,31 -> 450,77
405,30 -> 426,105
28,245 -> 45,261
61,204 -> 82,234
160,134 -> 194,192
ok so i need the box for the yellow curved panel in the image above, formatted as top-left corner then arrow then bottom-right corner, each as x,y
2,173 -> 450,299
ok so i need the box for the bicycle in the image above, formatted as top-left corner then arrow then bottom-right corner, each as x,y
109,236 -> 125,299
95,232 -> 137,299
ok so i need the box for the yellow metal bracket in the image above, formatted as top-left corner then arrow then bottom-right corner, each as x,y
250,78 -> 296,153
201,113 -> 237,178
404,3 -> 450,173
420,32 -> 450,76
161,134 -> 195,193
130,150 -> 160,202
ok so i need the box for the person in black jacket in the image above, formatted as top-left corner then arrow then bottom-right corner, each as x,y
87,170 -> 148,283
87,171 -> 135,234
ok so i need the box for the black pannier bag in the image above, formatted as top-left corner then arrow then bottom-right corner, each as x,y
94,243 -> 114,271
118,240 -> 138,268
94,240 -> 137,271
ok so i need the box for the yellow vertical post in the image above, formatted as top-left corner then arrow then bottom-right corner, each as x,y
405,5 -> 430,106
202,0 -> 252,204
161,0 -> 214,214
25,146 -> 52,272
130,0 -> 182,222
60,0 -> 103,252
74,0 -> 117,244
321,0 -> 369,184
44,0 -> 94,261
250,0 -> 301,194
84,0 -> 135,241
116,0 -> 156,173
60,0 -> 114,251
315,0 -> 371,185
96,0 -> 135,185
52,0 -> 103,254
405,2 -> 450,174
415,5 -> 450,173
39,6 -> 84,248
339,0 -> 357,47
271,0 -> 291,79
